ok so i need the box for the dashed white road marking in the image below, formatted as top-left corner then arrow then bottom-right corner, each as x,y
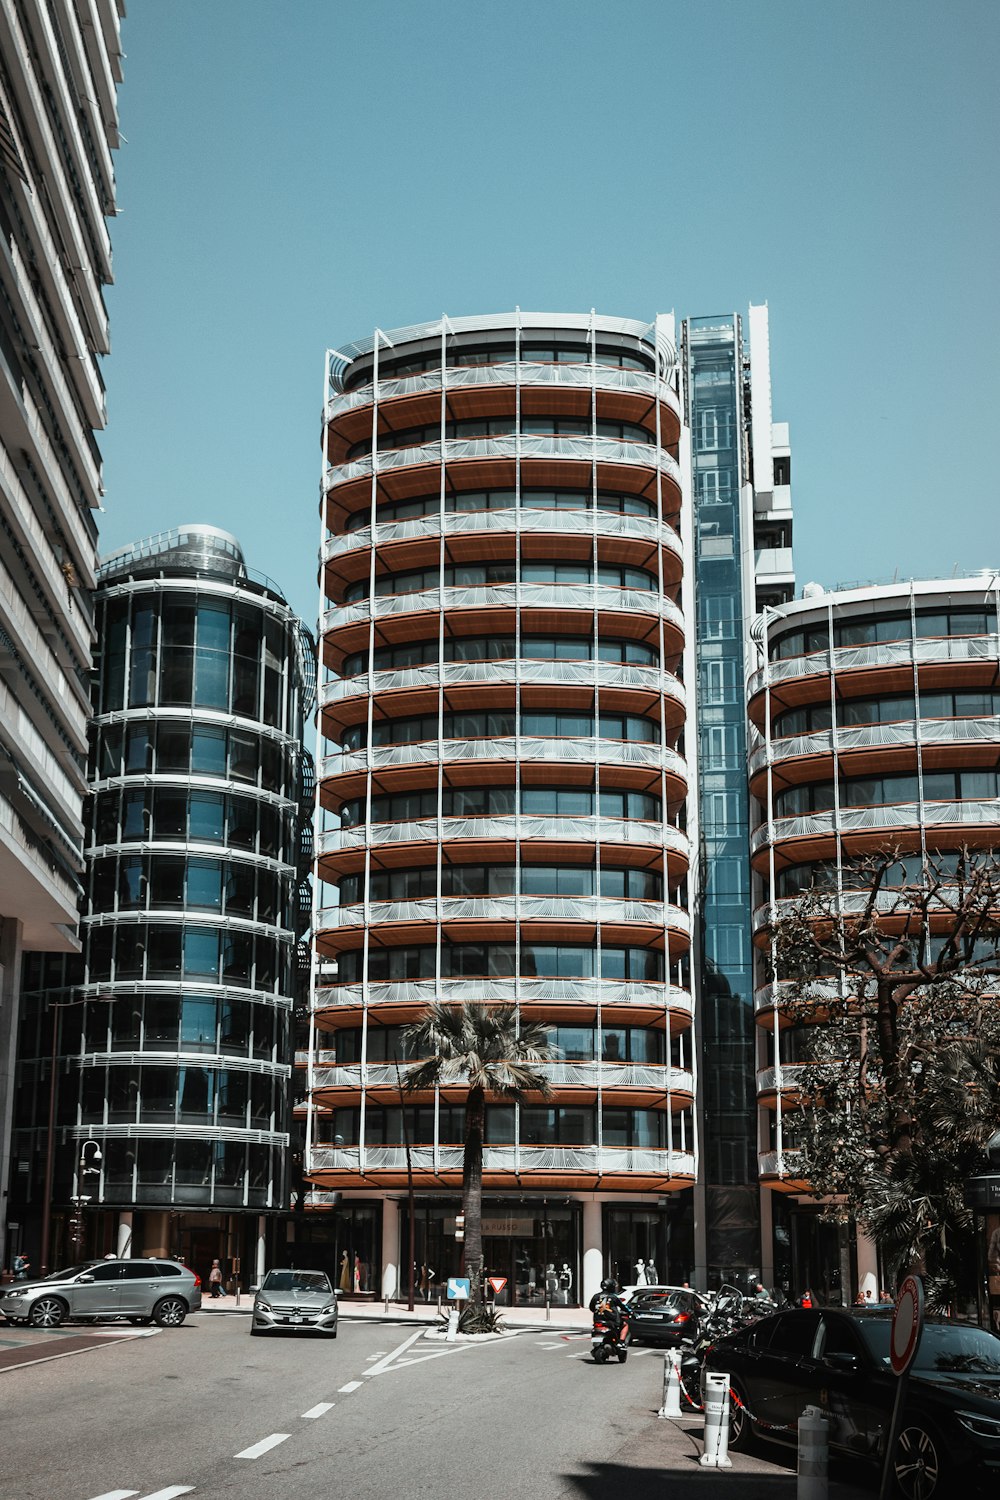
536,1341 -> 562,1348
86,1491 -> 138,1500
301,1401 -> 335,1419
630,1347 -> 652,1356
338,1379 -> 363,1393
234,1433 -> 290,1459
139,1488 -> 195,1500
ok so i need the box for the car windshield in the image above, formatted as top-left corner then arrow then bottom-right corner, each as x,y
633,1292 -> 683,1310
260,1271 -> 332,1294
859,1320 -> 1000,1375
45,1261 -> 101,1281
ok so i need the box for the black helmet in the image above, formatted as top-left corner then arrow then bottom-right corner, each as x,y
600,1278 -> 618,1293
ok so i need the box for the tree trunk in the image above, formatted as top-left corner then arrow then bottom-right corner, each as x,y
463,1086 -> 485,1305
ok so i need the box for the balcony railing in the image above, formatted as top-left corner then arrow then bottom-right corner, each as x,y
316,896 -> 687,934
307,1060 -> 693,1095
321,657 -> 686,709
307,1144 -> 695,1177
324,435 -> 682,494
749,634 -> 1000,699
324,736 -> 680,781
325,360 -> 682,420
749,716 -> 1000,777
322,506 -> 682,562
322,584 -> 684,636
319,815 -> 688,859
313,977 -> 693,1014
750,798 -> 1000,856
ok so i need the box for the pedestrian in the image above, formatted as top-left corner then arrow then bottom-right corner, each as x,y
13,1253 -> 29,1281
798,1287 -> 814,1308
209,1259 -> 224,1298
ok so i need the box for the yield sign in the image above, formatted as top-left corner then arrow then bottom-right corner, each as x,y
488,1276 -> 508,1294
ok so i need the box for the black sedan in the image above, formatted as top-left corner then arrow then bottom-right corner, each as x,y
628,1288 -> 704,1346
704,1307 -> 1000,1499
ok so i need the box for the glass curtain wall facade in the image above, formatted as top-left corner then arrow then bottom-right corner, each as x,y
684,307 -> 794,1289
685,317 -> 758,1283
8,527 -> 314,1274
0,1 -> 124,1271
749,577 -> 1000,1305
307,312 -> 697,1306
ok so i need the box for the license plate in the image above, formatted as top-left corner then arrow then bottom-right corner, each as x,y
291,1313 -> 302,1323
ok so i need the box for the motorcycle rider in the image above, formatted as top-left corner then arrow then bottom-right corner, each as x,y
589,1277 -> 629,1336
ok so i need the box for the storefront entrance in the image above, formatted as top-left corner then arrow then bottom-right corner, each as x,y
401,1200 -> 582,1307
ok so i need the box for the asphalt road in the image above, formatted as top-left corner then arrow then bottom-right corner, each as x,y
0,1311 -> 875,1500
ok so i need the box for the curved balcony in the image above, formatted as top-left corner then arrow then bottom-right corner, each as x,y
325,360 -> 682,436
309,1060 -> 694,1102
314,977 -> 693,1025
749,716 -> 1000,787
752,883 -> 1000,939
315,897 -> 688,954
321,506 -> 683,573
757,1149 -> 809,1191
750,797 -> 1000,863
306,1143 -> 696,1189
753,979 -> 841,1020
748,635 -> 1000,723
755,1065 -> 813,1107
325,735 -> 678,778
320,658 -> 686,723
322,583 -> 684,644
324,434 -> 683,499
318,817 -> 688,876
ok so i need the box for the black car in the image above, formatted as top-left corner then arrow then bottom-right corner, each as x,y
629,1288 -> 704,1346
704,1307 -> 1000,1499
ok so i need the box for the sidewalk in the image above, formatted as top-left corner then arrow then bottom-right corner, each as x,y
198,1291 -> 592,1331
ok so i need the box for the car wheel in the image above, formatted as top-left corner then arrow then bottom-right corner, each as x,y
28,1296 -> 67,1329
726,1384 -> 753,1452
127,1316 -> 152,1326
894,1420 -> 943,1500
152,1296 -> 188,1328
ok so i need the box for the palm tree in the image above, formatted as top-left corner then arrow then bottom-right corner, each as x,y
404,1001 -> 554,1307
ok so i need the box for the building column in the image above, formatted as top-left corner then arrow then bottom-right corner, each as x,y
256,1216 -> 267,1284
141,1211 -> 170,1257
381,1196 -> 399,1300
116,1212 -> 133,1258
856,1228 -> 879,1301
582,1197 -> 603,1308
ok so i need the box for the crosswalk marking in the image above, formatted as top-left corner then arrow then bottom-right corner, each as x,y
301,1402 -> 335,1419
234,1433 -> 290,1460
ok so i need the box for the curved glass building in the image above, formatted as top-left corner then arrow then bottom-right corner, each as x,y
307,313 -> 697,1305
13,526 -> 314,1277
748,575 -> 1000,1299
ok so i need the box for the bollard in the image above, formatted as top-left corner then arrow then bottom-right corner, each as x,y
797,1405 -> 828,1500
657,1348 -> 683,1418
699,1371 -> 733,1468
445,1307 -> 460,1342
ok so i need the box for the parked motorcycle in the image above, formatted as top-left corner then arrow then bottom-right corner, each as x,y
678,1286 -> 772,1403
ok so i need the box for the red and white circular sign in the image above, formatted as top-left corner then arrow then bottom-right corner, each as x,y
890,1275 -> 925,1375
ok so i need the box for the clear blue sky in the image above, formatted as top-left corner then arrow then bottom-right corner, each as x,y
100,1 -> 1000,625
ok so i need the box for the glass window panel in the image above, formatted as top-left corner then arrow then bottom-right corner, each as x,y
183,927 -> 219,978
189,793 -> 224,842
187,858 -> 222,910
180,997 -> 216,1050
192,726 -> 226,776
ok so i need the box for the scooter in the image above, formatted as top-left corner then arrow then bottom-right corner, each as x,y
591,1309 -> 630,1364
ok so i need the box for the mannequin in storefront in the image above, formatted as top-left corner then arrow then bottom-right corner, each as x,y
559,1262 -> 573,1305
634,1256 -> 648,1285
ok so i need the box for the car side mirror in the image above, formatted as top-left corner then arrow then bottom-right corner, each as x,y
77,1274 -> 95,1283
825,1351 -> 859,1371
248,1284 -> 259,1294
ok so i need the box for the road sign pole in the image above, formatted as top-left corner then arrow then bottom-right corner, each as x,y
879,1275 -> 925,1500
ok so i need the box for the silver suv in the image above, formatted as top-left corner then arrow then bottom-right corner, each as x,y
0,1258 -> 202,1328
